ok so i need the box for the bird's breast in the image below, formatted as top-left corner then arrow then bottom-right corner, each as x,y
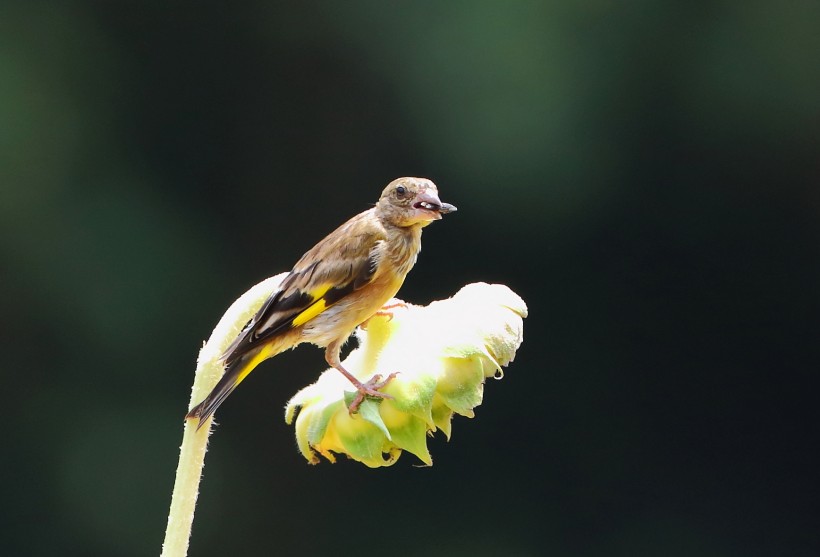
385,226 -> 423,278
299,273 -> 404,347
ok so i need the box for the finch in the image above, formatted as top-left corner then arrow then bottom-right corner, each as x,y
186,177 -> 457,430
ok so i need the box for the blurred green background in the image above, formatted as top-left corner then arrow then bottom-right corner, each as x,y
2,1 -> 818,556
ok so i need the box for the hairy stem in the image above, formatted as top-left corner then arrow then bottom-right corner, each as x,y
160,274 -> 286,557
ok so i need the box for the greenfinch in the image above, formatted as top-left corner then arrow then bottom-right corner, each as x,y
186,177 -> 456,429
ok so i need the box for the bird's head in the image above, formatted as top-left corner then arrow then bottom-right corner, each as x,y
376,177 -> 457,228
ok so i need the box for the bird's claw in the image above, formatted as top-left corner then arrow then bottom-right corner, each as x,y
347,373 -> 399,414
360,302 -> 408,330
379,301 -> 408,313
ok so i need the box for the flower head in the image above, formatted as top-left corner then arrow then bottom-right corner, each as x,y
285,282 -> 527,467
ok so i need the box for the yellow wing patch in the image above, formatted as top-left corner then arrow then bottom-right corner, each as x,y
292,298 -> 328,327
290,283 -> 333,327
235,344 -> 276,385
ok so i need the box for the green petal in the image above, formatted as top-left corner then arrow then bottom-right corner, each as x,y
389,415 -> 432,465
293,407 -> 319,464
356,398 -> 391,440
307,400 -> 344,447
383,371 -> 437,427
379,401 -> 433,465
431,395 -> 454,439
436,356 -> 486,416
284,400 -> 298,426
334,413 -> 390,464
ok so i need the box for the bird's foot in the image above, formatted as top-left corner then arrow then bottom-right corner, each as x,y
379,300 -> 408,312
347,373 -> 399,414
360,302 -> 408,329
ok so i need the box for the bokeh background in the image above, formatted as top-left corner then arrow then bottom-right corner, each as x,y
2,1 -> 819,556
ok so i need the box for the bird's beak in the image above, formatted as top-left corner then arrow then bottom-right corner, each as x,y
413,191 -> 458,219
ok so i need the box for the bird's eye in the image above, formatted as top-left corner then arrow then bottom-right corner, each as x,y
395,185 -> 407,197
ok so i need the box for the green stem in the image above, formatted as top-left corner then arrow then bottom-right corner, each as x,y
160,274 -> 286,557
159,409 -> 212,557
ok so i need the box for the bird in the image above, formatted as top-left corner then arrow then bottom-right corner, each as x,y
186,177 -> 457,430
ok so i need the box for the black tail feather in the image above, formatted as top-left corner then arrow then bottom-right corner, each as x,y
185,351 -> 257,430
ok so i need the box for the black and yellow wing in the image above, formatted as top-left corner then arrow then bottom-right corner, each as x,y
186,211 -> 385,427
221,213 -> 384,365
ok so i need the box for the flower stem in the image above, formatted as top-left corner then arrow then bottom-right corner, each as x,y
160,274 -> 286,557
160,413 -> 212,557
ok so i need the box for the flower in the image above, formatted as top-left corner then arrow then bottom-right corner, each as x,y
284,282 -> 527,467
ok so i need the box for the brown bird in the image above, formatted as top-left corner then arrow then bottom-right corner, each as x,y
186,177 -> 456,429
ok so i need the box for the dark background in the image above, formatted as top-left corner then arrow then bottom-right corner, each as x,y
2,2 -> 818,556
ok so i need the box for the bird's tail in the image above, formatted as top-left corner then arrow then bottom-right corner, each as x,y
185,346 -> 272,430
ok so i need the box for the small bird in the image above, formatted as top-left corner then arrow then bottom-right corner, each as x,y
186,177 -> 456,430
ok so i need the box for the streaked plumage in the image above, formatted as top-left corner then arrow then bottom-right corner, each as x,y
186,177 -> 456,429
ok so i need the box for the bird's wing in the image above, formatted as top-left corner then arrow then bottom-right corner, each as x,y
220,211 -> 385,364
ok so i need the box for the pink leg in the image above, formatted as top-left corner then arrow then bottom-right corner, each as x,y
325,341 -> 397,413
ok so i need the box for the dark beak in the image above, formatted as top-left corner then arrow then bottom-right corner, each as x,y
413,191 -> 457,218
438,202 -> 457,214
